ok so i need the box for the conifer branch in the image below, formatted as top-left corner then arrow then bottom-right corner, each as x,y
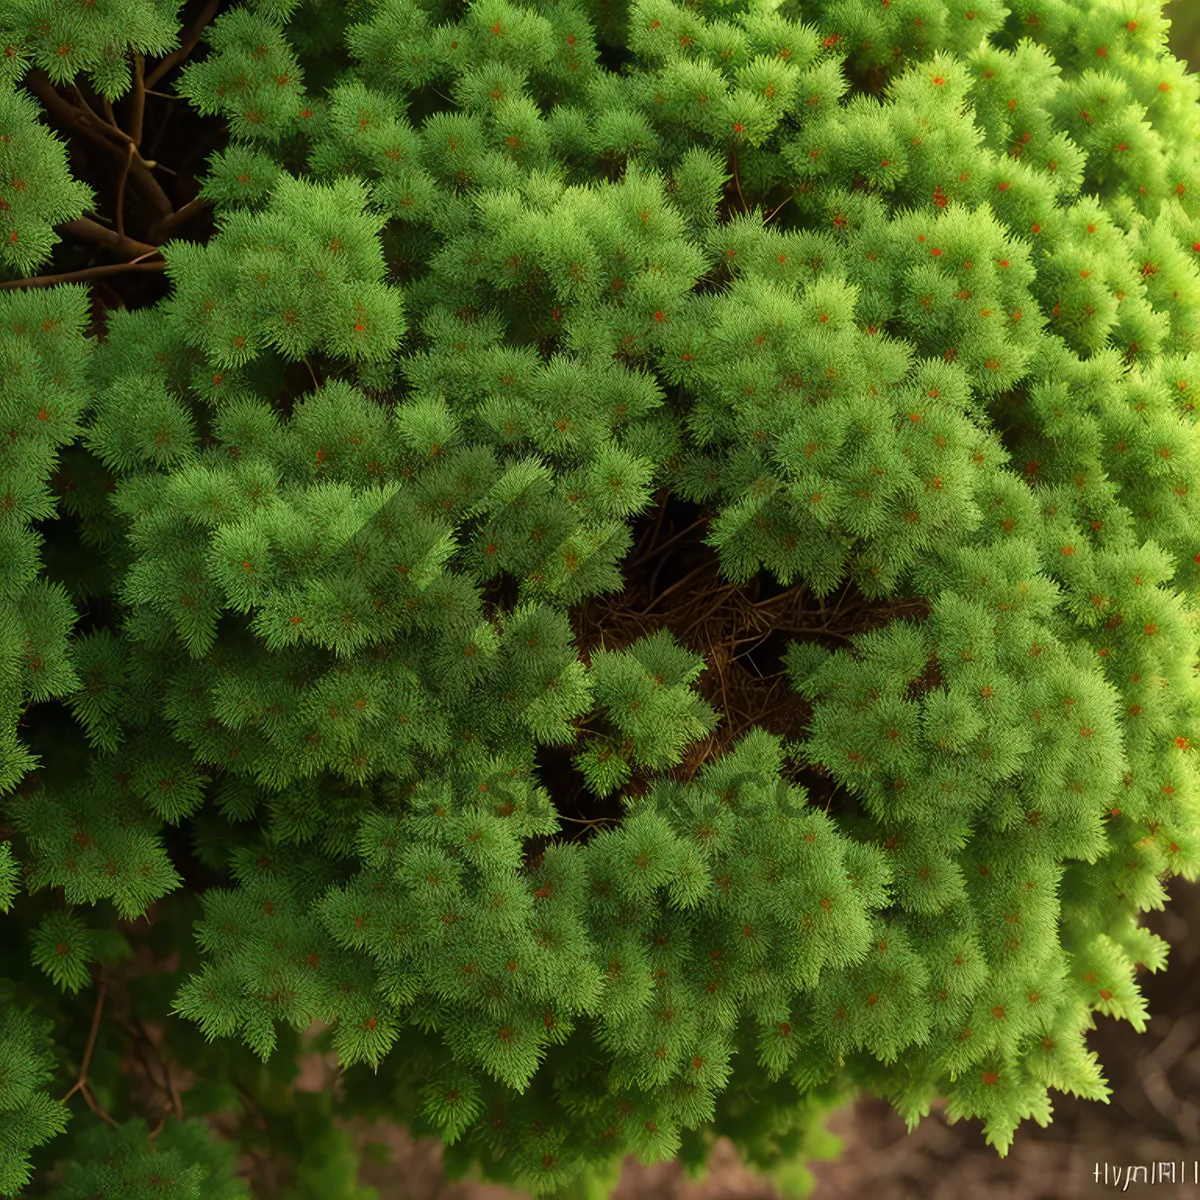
145,0 -> 224,90
3,0 -> 1197,1177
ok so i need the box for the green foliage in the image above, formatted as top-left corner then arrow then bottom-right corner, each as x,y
0,844 -> 17,914
0,982 -> 69,1197
2,0 -> 1200,1193
0,2 -> 182,97
29,911 -> 94,994
0,86 -> 92,279
161,175 -> 406,369
176,8 -> 309,144
47,1118 -> 249,1200
0,286 -> 91,788
584,631 -> 720,768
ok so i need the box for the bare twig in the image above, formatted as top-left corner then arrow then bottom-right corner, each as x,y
677,584 -> 741,642
0,258 -> 165,291
61,982 -> 107,1103
763,192 -> 794,224
730,144 -> 748,214
61,980 -> 120,1128
115,142 -> 135,239
80,1086 -> 121,1128
24,70 -> 173,216
631,490 -> 670,562
145,195 -> 211,244
637,562 -> 717,616
24,69 -> 126,151
77,85 -> 131,144
129,52 -> 146,146
555,814 -> 618,829
627,515 -> 710,571
60,217 -> 159,261
145,0 -> 224,89
710,634 -> 731,720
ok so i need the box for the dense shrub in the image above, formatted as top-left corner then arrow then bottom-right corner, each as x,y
1,0 -> 1198,1195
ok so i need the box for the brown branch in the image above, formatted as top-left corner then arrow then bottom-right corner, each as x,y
0,259 -> 165,291
61,982 -> 107,1103
77,85 -> 130,144
677,584 -> 741,642
729,630 -> 776,663
145,0 -> 224,89
167,1059 -> 184,1121
129,52 -> 146,146
60,980 -> 120,1128
555,814 -> 619,829
751,584 -> 809,609
763,192 -> 794,224
24,71 -> 173,216
115,142 -> 135,240
80,1085 -> 121,1128
627,515 -> 710,571
710,636 -> 731,719
637,562 -> 717,616
631,489 -> 670,562
60,217 -> 159,261
25,69 -> 126,151
145,195 -> 211,244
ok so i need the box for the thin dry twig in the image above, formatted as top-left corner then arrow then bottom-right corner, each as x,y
146,195 -> 211,244
115,142 -> 135,239
730,144 -> 748,213
0,258 -> 165,291
76,84 -> 132,145
763,191 -> 794,223
128,52 -> 146,146
61,980 -> 120,1129
626,514 -> 710,571
24,70 -> 173,216
637,562 -> 717,616
60,216 -> 159,261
